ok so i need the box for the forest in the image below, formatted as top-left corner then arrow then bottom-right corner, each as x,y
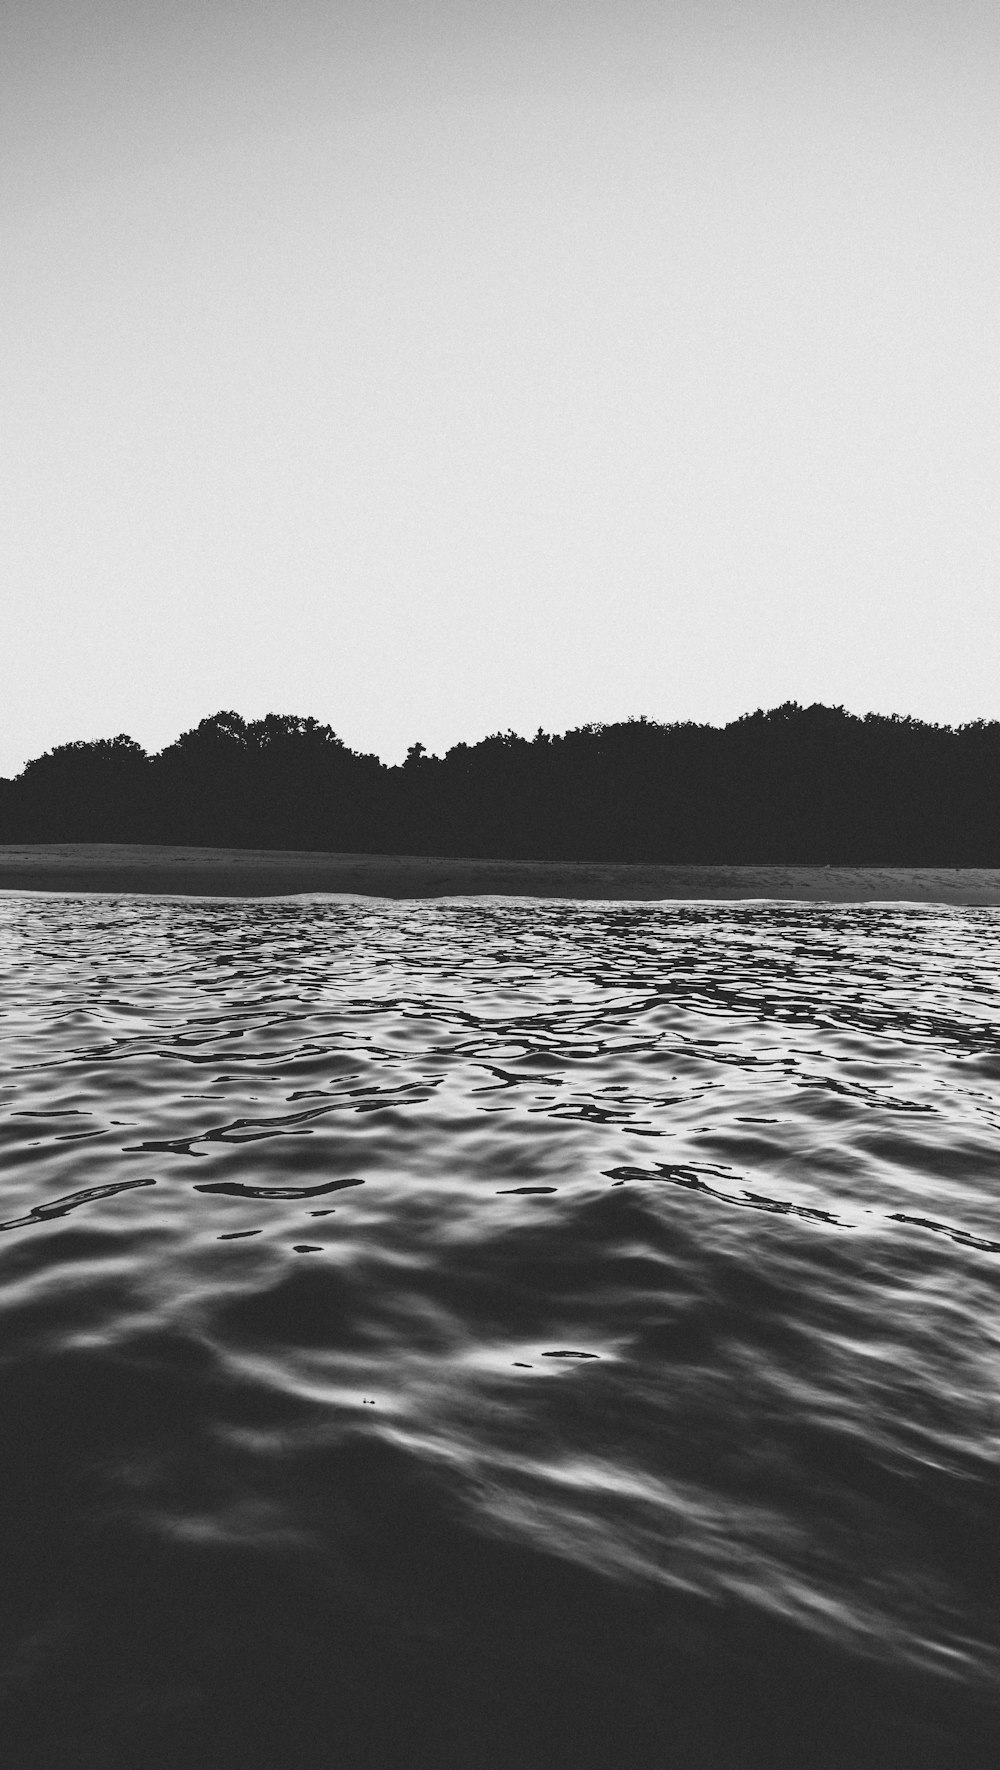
2,702 -> 1000,864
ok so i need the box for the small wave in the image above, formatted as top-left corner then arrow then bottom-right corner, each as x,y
1,893 -> 999,1763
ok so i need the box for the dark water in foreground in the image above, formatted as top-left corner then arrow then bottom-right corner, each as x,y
2,893 -> 1000,1768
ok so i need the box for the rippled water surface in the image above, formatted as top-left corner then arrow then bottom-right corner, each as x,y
3,892 -> 1000,1767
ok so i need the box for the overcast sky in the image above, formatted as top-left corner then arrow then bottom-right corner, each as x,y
3,0 -> 999,774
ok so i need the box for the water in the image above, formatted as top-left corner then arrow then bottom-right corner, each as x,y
2,892 -> 999,1768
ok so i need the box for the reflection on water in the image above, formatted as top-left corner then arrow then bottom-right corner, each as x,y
1,892 -> 1000,1766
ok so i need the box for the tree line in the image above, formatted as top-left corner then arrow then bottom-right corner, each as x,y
2,702 -> 1000,863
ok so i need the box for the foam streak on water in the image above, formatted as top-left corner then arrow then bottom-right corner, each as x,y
1,893 -> 999,1767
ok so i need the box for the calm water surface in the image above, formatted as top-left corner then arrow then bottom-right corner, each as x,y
2,892 -> 1000,1767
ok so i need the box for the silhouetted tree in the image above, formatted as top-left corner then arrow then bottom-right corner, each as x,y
150,712 -> 386,849
3,702 -> 1000,861
2,735 -> 151,842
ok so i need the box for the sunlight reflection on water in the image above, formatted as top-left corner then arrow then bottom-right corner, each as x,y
2,892 -> 1000,1765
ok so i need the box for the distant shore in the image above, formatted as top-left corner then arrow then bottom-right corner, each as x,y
1,844 -> 1000,903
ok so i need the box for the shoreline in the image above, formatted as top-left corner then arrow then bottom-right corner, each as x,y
1,844 -> 1000,903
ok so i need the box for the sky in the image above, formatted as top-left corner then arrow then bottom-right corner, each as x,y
3,0 -> 1000,775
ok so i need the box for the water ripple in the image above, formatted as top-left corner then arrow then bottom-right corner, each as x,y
2,892 -> 1000,1764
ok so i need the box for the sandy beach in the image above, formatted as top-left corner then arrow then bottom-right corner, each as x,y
1,843 -> 999,902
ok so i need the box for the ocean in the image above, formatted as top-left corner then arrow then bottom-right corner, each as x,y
1,891 -> 999,1767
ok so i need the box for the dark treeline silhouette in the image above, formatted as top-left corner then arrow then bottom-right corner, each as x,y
3,702 -> 1000,863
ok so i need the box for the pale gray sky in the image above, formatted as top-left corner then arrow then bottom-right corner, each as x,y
3,0 -> 999,774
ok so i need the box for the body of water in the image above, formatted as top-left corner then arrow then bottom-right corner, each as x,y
2,892 -> 999,1767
